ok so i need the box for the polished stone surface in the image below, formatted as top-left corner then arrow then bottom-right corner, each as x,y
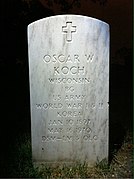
28,15 -> 109,166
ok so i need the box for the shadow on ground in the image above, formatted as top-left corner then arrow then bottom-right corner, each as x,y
109,64 -> 132,162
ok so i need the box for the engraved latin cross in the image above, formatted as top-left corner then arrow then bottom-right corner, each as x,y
62,22 -> 76,42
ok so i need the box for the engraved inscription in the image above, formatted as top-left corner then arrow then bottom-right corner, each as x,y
57,111 -> 82,117
36,103 -> 63,109
62,22 -> 76,42
44,118 -> 94,142
47,118 -> 91,126
54,66 -> 85,75
48,77 -> 91,84
43,54 -> 94,63
65,94 -> 86,101
36,102 -> 104,110
48,119 -> 63,125
40,51 -> 103,144
42,135 -> 97,142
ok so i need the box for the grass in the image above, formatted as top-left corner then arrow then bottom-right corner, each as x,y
2,130 -> 132,178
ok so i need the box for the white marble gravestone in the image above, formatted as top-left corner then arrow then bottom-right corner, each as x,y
28,15 -> 109,166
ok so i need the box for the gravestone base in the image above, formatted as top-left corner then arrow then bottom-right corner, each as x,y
33,161 -> 79,168
33,158 -> 108,169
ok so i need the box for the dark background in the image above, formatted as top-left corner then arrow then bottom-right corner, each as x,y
0,0 -> 132,176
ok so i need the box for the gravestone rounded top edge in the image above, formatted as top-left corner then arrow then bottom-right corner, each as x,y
28,14 -> 109,28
